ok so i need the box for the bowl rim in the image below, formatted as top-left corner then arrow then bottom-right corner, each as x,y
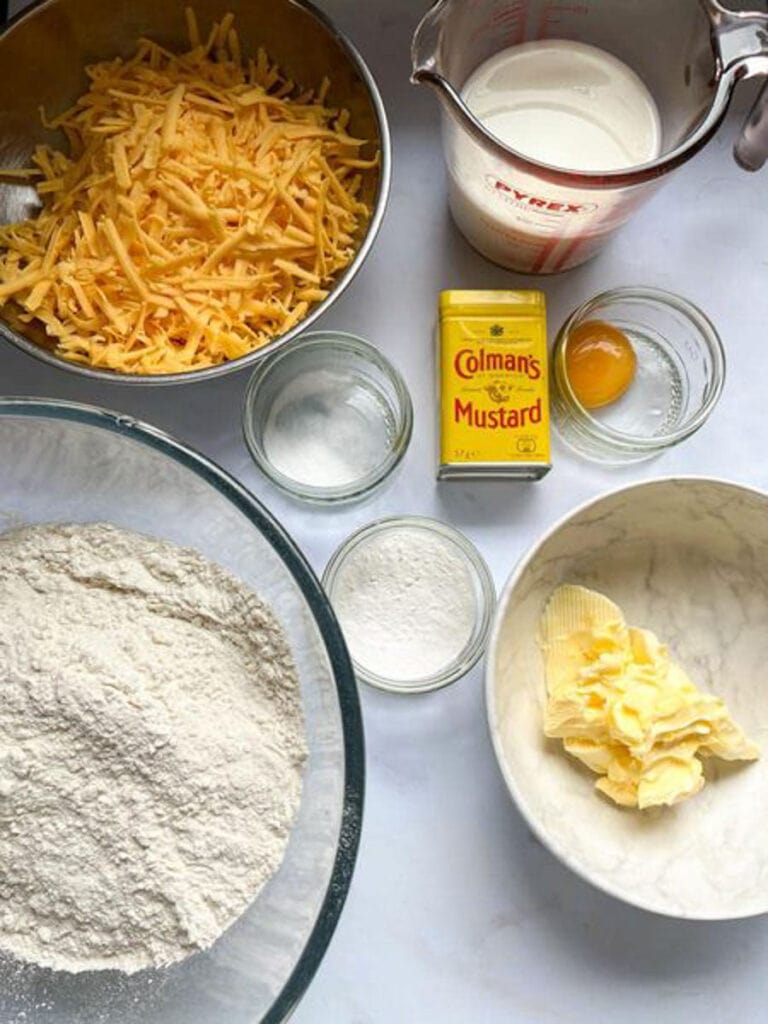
484,474 -> 768,922
0,0 -> 392,387
0,395 -> 365,1018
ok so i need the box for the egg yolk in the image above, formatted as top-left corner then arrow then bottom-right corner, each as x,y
564,320 -> 637,410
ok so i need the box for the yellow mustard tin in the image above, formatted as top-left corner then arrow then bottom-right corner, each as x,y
438,290 -> 550,481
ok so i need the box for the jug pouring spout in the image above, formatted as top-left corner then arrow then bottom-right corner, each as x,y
410,0 -> 449,85
411,1 -> 483,144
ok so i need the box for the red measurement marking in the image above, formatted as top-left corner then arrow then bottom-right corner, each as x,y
536,3 -> 589,39
488,1 -> 527,46
472,1 -> 526,45
491,2 -> 524,25
531,234 -> 561,274
551,232 -> 592,272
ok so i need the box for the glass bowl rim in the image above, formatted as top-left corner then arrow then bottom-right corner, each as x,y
553,286 -> 726,452
242,331 -> 414,505
0,395 -> 365,1023
323,514 -> 496,694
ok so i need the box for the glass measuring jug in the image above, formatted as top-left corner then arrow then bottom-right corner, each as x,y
412,0 -> 768,274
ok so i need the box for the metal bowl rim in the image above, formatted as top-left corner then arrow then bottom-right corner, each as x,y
0,0 -> 392,387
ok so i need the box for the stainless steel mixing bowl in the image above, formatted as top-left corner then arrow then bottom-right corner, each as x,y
0,398 -> 364,1023
0,0 -> 390,385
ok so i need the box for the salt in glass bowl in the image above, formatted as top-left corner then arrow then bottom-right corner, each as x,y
243,331 -> 413,504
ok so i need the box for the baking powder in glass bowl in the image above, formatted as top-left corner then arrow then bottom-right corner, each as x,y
323,517 -> 495,693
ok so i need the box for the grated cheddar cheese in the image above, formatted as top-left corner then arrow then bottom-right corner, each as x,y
0,9 -> 377,375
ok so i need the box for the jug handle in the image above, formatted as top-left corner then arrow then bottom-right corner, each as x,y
735,82 -> 768,170
704,0 -> 768,170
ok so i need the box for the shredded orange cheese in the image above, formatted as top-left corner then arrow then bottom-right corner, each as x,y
0,10 -> 377,374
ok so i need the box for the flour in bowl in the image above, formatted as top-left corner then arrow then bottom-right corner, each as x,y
0,523 -> 307,973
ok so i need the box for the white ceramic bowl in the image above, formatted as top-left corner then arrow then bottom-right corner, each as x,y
487,477 -> 768,920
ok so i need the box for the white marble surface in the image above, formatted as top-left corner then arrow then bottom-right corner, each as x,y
5,0 -> 768,1020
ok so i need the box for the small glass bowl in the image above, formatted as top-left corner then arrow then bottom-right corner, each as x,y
243,332 -> 413,504
551,287 -> 726,464
323,516 -> 496,694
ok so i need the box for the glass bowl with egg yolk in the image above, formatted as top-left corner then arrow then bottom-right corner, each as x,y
551,287 -> 725,464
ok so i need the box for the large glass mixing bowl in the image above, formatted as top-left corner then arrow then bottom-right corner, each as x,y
0,398 -> 364,1023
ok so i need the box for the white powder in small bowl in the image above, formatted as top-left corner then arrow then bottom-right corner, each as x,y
327,520 -> 488,688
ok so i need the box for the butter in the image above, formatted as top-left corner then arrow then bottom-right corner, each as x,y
539,585 -> 759,809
